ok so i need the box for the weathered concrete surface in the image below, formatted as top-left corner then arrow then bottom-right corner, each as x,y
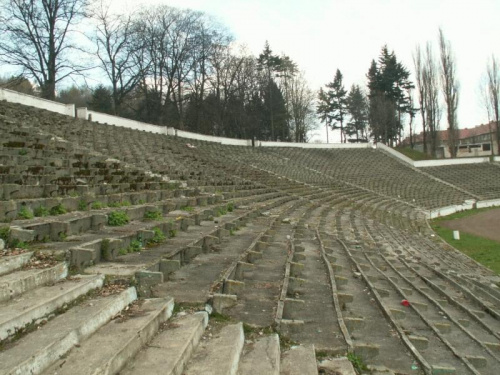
0,262 -> 68,302
121,311 -> 208,375
280,344 -> 317,375
318,357 -> 356,375
41,297 -> 174,375
184,322 -> 244,375
0,251 -> 33,276
0,274 -> 104,340
237,334 -> 280,375
0,287 -> 137,375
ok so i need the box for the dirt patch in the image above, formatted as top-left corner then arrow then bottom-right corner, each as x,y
440,208 -> 500,242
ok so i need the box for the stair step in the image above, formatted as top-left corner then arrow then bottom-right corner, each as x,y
238,334 -> 280,375
184,322 -> 244,375
280,344 -> 317,375
0,274 -> 104,340
0,251 -> 33,276
0,287 -> 137,375
0,262 -> 68,302
42,297 -> 174,375
121,311 -> 208,375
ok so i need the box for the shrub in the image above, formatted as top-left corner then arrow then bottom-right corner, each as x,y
50,204 -> 66,215
0,227 -> 10,242
144,210 -> 163,221
108,211 -> 130,226
34,206 -> 50,217
78,200 -> 87,211
129,239 -> 142,252
149,227 -> 166,244
227,202 -> 234,212
18,207 -> 34,220
91,201 -> 104,210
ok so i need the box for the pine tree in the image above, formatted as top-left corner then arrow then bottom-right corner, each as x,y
326,69 -> 348,142
346,85 -> 369,141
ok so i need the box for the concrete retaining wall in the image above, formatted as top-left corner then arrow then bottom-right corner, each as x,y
258,141 -> 372,149
476,198 -> 500,209
76,108 -> 168,135
0,88 -> 75,117
376,143 -> 491,168
428,200 -> 476,219
414,157 -> 490,168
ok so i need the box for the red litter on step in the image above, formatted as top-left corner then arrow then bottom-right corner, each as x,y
401,299 -> 410,307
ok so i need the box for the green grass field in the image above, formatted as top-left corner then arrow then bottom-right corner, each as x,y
431,208 -> 500,274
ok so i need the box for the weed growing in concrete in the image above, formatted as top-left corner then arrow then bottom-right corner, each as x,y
169,229 -> 177,238
210,312 -> 230,322
129,240 -> 142,252
18,207 -> 34,220
347,353 -> 367,373
107,202 -> 121,208
227,202 -> 234,212
78,200 -> 87,211
34,206 -> 50,217
18,149 -> 28,156
149,227 -> 166,244
108,211 -> 130,226
91,201 -> 105,210
144,210 -> 163,221
50,204 -> 66,216
180,205 -> 194,212
0,227 -> 10,242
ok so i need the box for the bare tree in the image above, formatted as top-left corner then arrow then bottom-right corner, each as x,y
486,55 -> 500,155
91,1 -> 143,115
0,0 -> 88,99
424,42 -> 441,157
289,72 -> 315,142
438,28 -> 459,158
413,45 -> 428,153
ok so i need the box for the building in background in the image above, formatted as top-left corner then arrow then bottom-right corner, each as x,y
404,123 -> 498,158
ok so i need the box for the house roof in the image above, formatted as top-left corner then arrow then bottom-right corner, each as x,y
405,122 -> 496,144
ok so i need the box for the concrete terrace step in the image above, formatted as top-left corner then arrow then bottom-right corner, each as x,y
0,287 -> 137,375
184,322 -> 245,375
0,262 -> 68,302
280,344 -> 318,375
41,297 -> 174,375
0,274 -> 104,340
238,334 -> 281,375
121,311 -> 208,375
0,252 -> 33,276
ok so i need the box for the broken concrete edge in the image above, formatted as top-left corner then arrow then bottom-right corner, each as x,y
386,255 -> 499,360
210,215 -> 280,294
275,230 -> 295,325
364,250 -> 481,374
315,230 -> 354,352
337,238 -> 432,373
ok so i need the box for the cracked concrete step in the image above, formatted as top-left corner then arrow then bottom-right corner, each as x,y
0,262 -> 68,302
184,322 -> 244,375
238,333 -> 280,375
280,344 -> 317,375
0,287 -> 137,375
42,297 -> 174,375
0,252 -> 33,276
121,311 -> 208,375
0,274 -> 104,340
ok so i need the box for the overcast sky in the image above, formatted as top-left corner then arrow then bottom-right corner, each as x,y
118,0 -> 498,142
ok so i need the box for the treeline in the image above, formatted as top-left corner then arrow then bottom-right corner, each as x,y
0,1 -> 315,141
318,31 -> 500,156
